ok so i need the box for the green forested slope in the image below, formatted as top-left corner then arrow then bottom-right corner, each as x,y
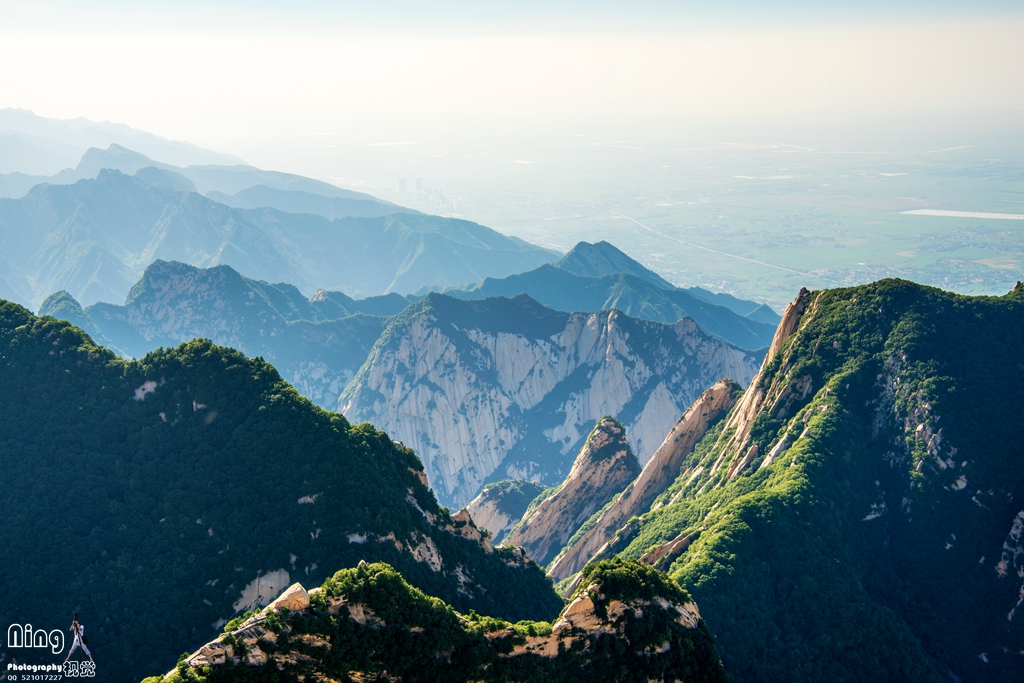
0,301 -> 562,681
605,280 -> 1024,682
152,559 -> 729,683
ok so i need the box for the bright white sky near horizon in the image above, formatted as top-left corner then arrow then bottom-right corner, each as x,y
1,0 -> 1022,166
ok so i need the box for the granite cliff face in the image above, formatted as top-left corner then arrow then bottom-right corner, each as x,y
339,292 -> 763,508
503,417 -> 640,567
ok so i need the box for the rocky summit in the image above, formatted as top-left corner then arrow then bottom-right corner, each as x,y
147,559 -> 729,683
503,417 -> 640,567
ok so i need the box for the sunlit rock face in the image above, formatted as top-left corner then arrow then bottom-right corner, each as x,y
340,292 -> 763,508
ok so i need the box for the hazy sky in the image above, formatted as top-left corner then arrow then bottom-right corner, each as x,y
1,0 -> 1022,164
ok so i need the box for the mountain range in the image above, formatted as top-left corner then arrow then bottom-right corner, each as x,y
0,164 -> 558,308
436,241 -> 778,350
35,242 -> 773,509
0,108 -> 242,177
475,279 -> 1024,682
0,299 -> 562,682
339,292 -> 763,508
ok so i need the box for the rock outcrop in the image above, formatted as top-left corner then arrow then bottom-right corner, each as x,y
548,379 -> 741,580
464,479 -> 547,543
706,286 -> 818,481
340,292 -> 763,507
502,417 -> 640,566
153,559 -> 729,683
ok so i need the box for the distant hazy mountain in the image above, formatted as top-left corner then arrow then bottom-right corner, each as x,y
0,143 -> 406,210
0,131 -> 81,175
339,292 -> 763,508
207,184 -> 415,220
554,239 -> 677,289
0,107 -> 241,171
0,166 -> 558,308
436,241 -> 777,350
687,285 -> 780,323
39,261 -> 391,407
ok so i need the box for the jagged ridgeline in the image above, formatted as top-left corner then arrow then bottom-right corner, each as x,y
148,559 -> 728,683
0,301 -> 562,681
340,292 -> 763,509
575,280 -> 1024,682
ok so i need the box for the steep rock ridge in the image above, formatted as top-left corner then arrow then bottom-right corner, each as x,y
465,479 -> 547,543
549,379 -> 742,581
706,286 -> 816,481
339,292 -> 763,508
151,559 -> 729,683
503,418 -> 640,566
0,301 -> 562,681
600,280 -> 1024,682
39,261 -> 389,408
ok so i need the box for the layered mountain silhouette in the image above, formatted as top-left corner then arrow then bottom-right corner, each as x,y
434,241 -> 778,349
38,261 -> 392,407
0,299 -> 562,681
0,107 -> 242,176
0,165 -> 558,308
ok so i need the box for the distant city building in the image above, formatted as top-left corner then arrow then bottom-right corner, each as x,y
416,178 -> 424,193
398,178 -> 407,193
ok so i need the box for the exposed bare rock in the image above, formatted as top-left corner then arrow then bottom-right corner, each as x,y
339,293 -> 762,507
464,479 -> 546,542
709,287 -> 820,480
509,579 -> 703,658
265,582 -> 310,613
549,380 -> 740,580
639,532 -> 696,570
503,417 -> 640,566
164,559 -> 726,683
451,508 -> 494,552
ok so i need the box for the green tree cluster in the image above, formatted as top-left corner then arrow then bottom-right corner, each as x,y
0,301 -> 561,681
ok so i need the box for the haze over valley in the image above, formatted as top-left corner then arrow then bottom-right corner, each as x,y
0,2 -> 1022,682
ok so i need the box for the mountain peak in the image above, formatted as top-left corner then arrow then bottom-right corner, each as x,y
556,241 -> 676,290
502,416 -> 640,566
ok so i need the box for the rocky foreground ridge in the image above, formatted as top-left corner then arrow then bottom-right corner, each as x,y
148,559 -> 728,683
